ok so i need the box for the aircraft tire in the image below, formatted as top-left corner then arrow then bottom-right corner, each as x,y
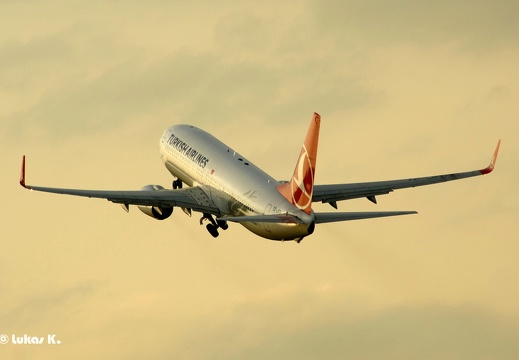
217,220 -> 228,230
206,224 -> 219,238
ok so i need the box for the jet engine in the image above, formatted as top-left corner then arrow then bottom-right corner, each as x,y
137,185 -> 173,220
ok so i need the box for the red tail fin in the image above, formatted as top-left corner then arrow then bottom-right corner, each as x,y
277,113 -> 321,214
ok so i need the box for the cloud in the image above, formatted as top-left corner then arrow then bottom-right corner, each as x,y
3,12 -> 379,142
313,0 -> 519,52
0,281 -> 99,329
259,305 -> 519,360
159,288 -> 519,360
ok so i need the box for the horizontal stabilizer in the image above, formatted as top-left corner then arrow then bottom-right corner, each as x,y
218,214 -> 302,224
314,211 -> 417,224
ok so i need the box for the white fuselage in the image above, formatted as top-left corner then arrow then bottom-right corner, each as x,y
159,124 -> 314,240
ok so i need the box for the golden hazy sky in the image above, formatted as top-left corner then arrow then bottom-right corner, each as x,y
2,1 -> 518,359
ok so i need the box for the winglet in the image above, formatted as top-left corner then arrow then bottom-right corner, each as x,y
480,140 -> 501,175
20,155 -> 27,188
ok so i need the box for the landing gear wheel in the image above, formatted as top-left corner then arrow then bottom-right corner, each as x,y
172,179 -> 183,189
206,224 -> 219,238
217,220 -> 228,230
200,213 -> 226,237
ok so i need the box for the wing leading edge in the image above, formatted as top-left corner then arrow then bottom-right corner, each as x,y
313,140 -> 501,207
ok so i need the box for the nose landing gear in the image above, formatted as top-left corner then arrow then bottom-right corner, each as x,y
200,213 -> 228,238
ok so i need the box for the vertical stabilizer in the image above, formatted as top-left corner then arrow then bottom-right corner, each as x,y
277,112 -> 321,214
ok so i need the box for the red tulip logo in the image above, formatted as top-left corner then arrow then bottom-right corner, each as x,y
291,145 -> 314,211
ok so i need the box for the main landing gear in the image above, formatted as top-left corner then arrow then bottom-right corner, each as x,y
172,178 -> 183,189
200,213 -> 228,238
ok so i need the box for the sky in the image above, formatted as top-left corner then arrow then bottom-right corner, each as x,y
1,1 -> 518,359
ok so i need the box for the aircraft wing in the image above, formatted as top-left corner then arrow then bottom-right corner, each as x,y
313,140 -> 501,207
19,156 -> 221,215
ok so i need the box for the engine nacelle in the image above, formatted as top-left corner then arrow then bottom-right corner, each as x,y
137,185 -> 173,220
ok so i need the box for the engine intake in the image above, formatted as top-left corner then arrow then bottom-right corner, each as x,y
137,185 -> 173,220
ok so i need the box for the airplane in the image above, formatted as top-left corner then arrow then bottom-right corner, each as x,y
20,113 -> 500,242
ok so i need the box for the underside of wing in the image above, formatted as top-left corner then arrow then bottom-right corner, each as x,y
313,140 -> 501,207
